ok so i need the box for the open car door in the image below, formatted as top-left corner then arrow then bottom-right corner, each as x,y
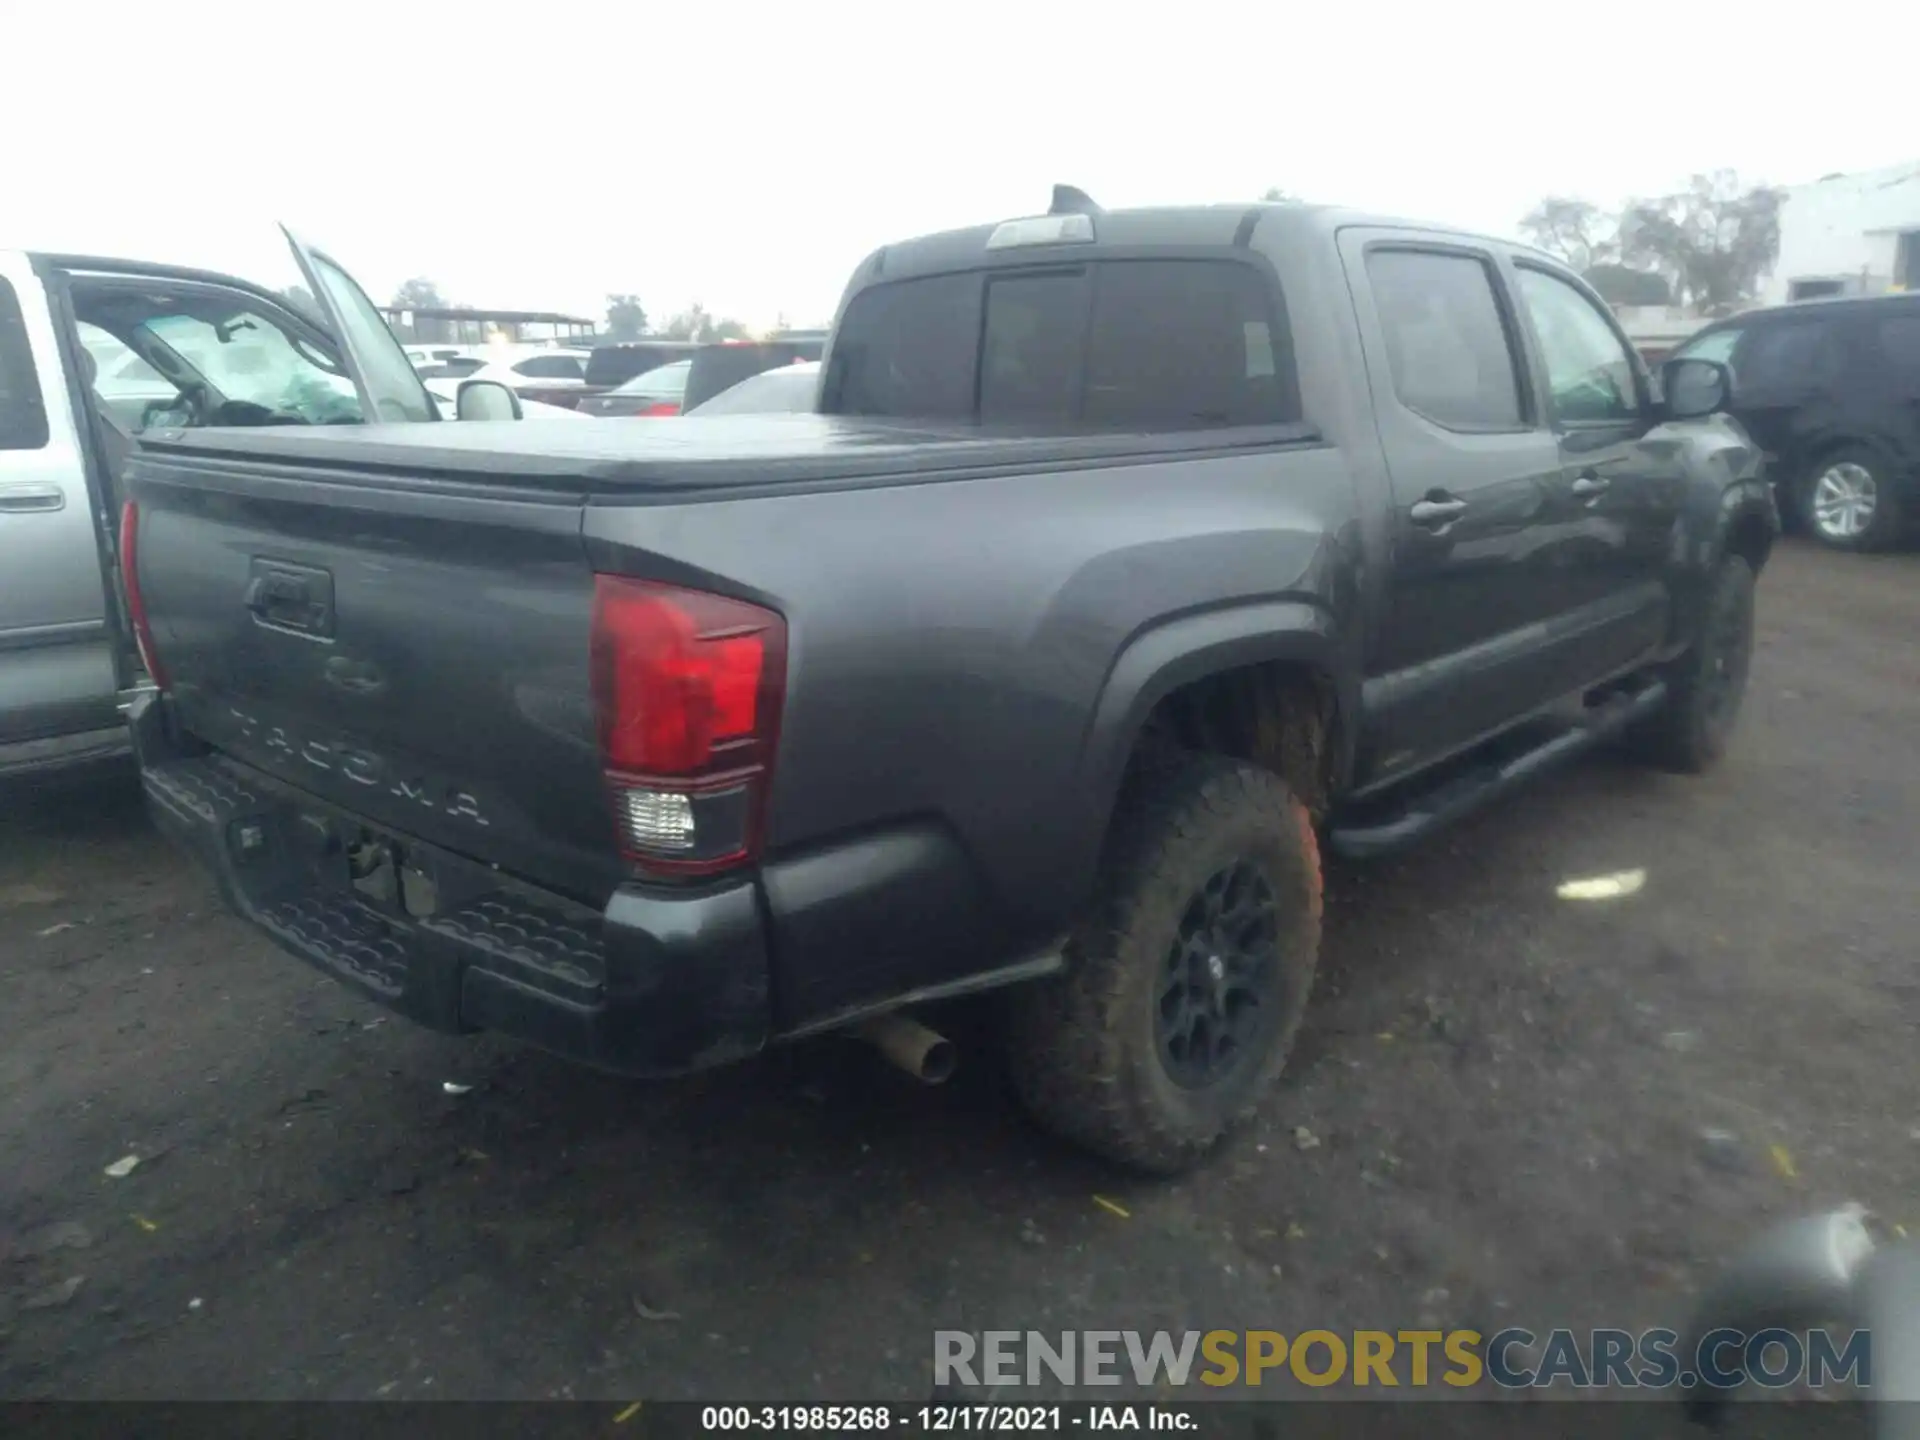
279,226 -> 440,425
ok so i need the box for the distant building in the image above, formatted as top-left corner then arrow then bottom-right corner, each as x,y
377,306 -> 596,347
1612,305 -> 1708,366
1766,160 -> 1920,304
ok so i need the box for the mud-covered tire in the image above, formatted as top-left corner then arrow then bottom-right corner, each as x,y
1628,556 -> 1756,774
1006,752 -> 1322,1174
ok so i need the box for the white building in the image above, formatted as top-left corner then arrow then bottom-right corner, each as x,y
1766,160 -> 1920,304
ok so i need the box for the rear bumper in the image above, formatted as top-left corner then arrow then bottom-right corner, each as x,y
130,695 -> 769,1077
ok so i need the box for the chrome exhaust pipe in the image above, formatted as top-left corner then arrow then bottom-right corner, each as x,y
858,1013 -> 957,1085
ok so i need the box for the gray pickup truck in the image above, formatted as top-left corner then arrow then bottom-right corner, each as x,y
123,193 -> 1776,1171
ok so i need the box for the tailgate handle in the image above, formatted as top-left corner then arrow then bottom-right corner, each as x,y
244,562 -> 334,637
0,482 -> 66,513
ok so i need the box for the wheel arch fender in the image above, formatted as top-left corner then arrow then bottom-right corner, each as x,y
1670,478 -> 1778,646
1073,600 -> 1354,876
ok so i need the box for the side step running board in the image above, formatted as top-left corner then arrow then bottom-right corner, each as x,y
1327,680 -> 1668,860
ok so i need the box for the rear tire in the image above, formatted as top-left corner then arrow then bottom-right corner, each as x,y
1006,752 -> 1322,1174
1798,446 -> 1905,551
1628,556 -> 1756,774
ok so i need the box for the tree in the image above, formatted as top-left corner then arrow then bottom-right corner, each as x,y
391,277 -> 449,310
388,278 -> 452,341
1617,172 -> 1783,316
605,294 -> 648,340
658,303 -> 750,342
1518,197 -> 1614,271
660,303 -> 711,341
1261,186 -> 1295,203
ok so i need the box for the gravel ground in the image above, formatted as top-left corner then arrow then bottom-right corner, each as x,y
2,537 -> 1916,1404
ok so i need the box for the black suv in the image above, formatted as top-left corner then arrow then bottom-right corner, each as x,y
1673,293 -> 1920,550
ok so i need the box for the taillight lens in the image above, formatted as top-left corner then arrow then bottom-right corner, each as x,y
590,577 -> 786,875
119,500 -> 168,689
637,402 -> 680,417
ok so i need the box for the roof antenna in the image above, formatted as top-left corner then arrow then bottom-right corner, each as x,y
1049,184 -> 1102,217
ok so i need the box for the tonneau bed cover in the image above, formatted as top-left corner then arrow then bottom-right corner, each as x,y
129,414 -> 1319,498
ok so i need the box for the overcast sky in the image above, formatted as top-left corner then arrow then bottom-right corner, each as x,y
6,2 -> 1913,331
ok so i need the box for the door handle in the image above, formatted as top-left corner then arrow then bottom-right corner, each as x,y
1571,473 -> 1611,500
0,482 -> 67,513
1409,495 -> 1468,527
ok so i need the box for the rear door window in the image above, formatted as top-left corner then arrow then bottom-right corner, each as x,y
1876,311 -> 1920,380
1364,248 -> 1525,430
0,277 -> 50,451
822,258 -> 1297,428
1734,320 -> 1841,392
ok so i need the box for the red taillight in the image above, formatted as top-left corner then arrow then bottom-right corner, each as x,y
119,500 -> 168,689
637,402 -> 680,417
590,577 -> 786,874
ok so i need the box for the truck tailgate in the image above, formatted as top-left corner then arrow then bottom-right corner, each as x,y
127,449 -> 621,903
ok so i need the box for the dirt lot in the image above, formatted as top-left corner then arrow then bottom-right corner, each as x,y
2,538 -> 1916,1403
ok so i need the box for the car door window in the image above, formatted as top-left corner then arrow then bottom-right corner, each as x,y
1366,249 -> 1525,430
139,311 -> 362,425
301,250 -> 437,422
1733,321 -> 1840,392
0,277 -> 50,450
1515,267 -> 1641,424
1876,312 -> 1920,382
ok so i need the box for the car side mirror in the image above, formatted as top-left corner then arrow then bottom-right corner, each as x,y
1661,357 -> 1731,419
455,379 -> 523,421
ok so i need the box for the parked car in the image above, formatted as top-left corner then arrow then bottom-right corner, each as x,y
579,341 -> 702,399
424,383 -> 589,421
1670,292 -> 1920,550
404,345 -> 470,366
0,233 -> 524,784
413,354 -> 486,383
459,347 -> 593,409
679,337 -> 825,411
683,360 -> 820,416
577,359 -> 691,417
122,194 -> 1774,1172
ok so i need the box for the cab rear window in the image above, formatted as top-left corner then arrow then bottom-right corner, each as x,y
821,259 -> 1299,429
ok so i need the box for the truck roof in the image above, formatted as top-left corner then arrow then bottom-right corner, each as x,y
855,201 -> 1533,285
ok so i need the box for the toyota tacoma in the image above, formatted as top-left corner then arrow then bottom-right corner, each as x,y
119,191 -> 1776,1172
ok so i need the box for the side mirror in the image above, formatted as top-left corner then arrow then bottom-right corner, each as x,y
1661,357 -> 1731,419
455,379 -> 523,421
